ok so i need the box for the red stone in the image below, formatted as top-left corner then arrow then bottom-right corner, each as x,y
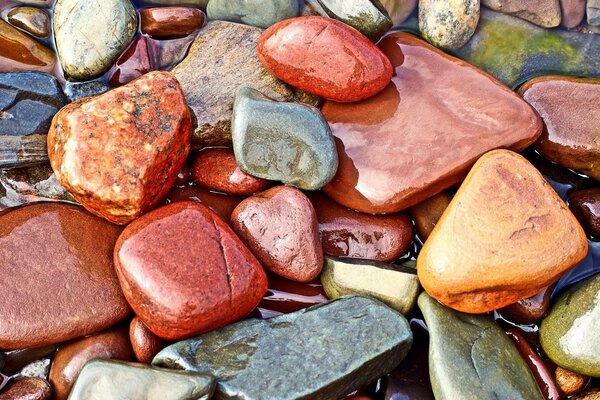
108,36 -> 152,86
114,201 -> 268,340
48,71 -> 191,225
174,163 -> 191,187
140,7 -> 205,38
130,316 -> 164,364
0,377 -> 51,400
231,186 -> 323,282
191,148 -> 270,195
164,185 -> 244,222
569,188 -> 600,237
257,16 -> 392,102
254,274 -> 328,318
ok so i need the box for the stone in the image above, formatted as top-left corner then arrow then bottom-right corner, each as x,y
2,346 -> 56,375
141,7 -> 205,38
48,328 -> 133,400
68,360 -> 215,400
130,317 -> 164,364
520,76 -> 600,181
0,72 -> 66,169
0,377 -> 51,400
322,33 -> 542,214
164,186 -> 243,222
172,20 -> 320,148
115,201 -> 268,340
153,296 -> 413,400
107,36 -> 151,86
48,71 -> 191,225
191,148 -> 270,195
418,292 -> 543,399
408,191 -> 452,241
53,0 -> 137,80
15,0 -> 52,5
418,0 -> 479,50
540,274 -> 600,377
0,203 -> 130,349
63,79 -> 111,102
17,359 -> 50,381
569,188 -> 600,237
174,163 -> 191,187
555,367 -> 587,397
255,274 -> 328,318
0,19 -> 55,73
380,0 -> 417,24
309,192 -> 413,262
232,86 -> 338,190
7,7 -> 49,38
482,0 -> 561,27
499,286 -> 553,324
574,389 -> 600,399
321,258 -> 419,314
259,16 -> 392,102
589,0 -> 600,25
560,0 -> 586,28
231,186 -> 323,282
418,150 -> 588,313
137,0 -> 208,6
146,35 -> 196,71
207,0 -> 299,28
315,0 -> 392,40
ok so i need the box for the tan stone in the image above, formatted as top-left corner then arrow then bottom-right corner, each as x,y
483,0 -> 561,27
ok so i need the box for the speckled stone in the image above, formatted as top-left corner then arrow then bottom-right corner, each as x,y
418,0 -> 480,50
0,377 -> 51,400
588,0 -> 600,25
482,0 -> 561,27
130,316 -> 164,364
316,0 -> 392,40
153,296 -> 413,400
207,0 -> 299,28
63,79 -> 110,102
380,0 -> 417,24
560,0 -> 586,28
7,7 -> 49,37
555,367 -> 587,397
232,86 -> 337,190
0,19 -> 55,73
569,188 -> 600,237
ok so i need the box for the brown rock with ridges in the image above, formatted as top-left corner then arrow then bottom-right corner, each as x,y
129,316 -> 164,363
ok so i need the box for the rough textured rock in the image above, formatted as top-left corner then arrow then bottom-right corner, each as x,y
153,296 -> 413,400
482,0 -> 561,27
560,0 -> 586,28
316,0 -> 393,40
0,19 -> 55,73
63,79 -> 110,102
140,7 -> 205,38
207,0 -> 299,28
0,377 -> 51,400
408,191 -> 452,241
418,0 -> 480,50
555,367 -> 587,397
130,317 -> 164,364
569,188 -> 600,237
7,7 -> 49,37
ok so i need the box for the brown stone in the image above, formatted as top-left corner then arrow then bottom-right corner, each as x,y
2,346 -> 56,375
140,7 -> 205,38
499,286 -> 553,324
7,7 -> 50,38
107,36 -> 151,86
0,377 -> 51,400
408,191 -> 452,241
560,0 -> 586,28
556,366 -> 587,397
482,0 -> 562,27
164,185 -> 243,222
569,188 -> 600,237
0,19 -> 55,73
130,316 -> 164,364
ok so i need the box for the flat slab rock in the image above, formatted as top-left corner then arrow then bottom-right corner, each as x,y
153,296 -> 413,400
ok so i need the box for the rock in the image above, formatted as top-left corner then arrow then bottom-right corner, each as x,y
190,148 -> 270,195
7,7 -> 49,37
172,20 -> 320,148
146,35 -> 196,71
153,296 -> 413,400
418,292 -> 543,399
231,186 -> 323,282
130,317 -> 164,364
322,33 -> 541,214
207,0 -> 299,28
0,377 -> 51,400
17,359 -> 50,380
259,16 -> 392,102
174,163 -> 191,186
48,328 -> 133,400
0,19 -> 55,73
164,185 -> 243,222
589,0 -> 600,25
569,188 -> 600,237
418,0 -> 479,50
107,36 -> 151,86
499,286 -> 553,324
68,360 -> 215,400
255,274 -> 328,318
574,389 -> 600,399
309,192 -> 413,262
140,7 -> 205,37
418,150 -> 588,313
315,0 -> 392,40
114,201 -> 268,340
321,258 -> 419,314
408,192 -> 452,241
0,203 -> 130,349
63,79 -> 111,102
482,0 -> 561,27
540,274 -> 600,377
556,366 -> 587,397
520,76 -> 600,181
2,346 -> 56,375
53,0 -> 137,80
0,72 -> 66,169
560,0 -> 586,28
380,0 -> 417,24
232,86 -> 337,190
137,0 -> 207,6
15,0 -> 52,5
48,71 -> 191,225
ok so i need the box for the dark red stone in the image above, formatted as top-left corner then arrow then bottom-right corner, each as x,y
164,185 -> 243,222
108,36 -> 152,86
129,316 -> 164,364
499,286 -> 554,324
569,188 -> 600,237
254,274 -> 328,318
0,377 -> 51,400
140,7 -> 205,38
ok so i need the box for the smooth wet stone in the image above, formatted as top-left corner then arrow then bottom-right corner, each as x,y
418,292 -> 543,399
560,0 -> 586,28
231,186 -> 323,282
419,150 -> 588,313
130,317 -> 164,364
569,188 -> 600,237
232,86 -> 337,190
2,346 -> 56,375
191,148 -> 270,195
63,79 -> 110,102
138,0 -> 207,6
53,0 -> 137,80
164,185 -> 243,222
48,328 -> 133,400
68,360 -> 215,400
147,35 -> 196,71
309,192 -> 413,262
0,377 -> 51,400
380,0 -> 417,24
0,203 -> 130,349
482,0 -> 561,27
174,163 -> 191,187
107,36 -> 151,86
259,16 -> 392,102
322,33 -> 541,214
499,286 -> 553,324
172,20 -> 320,148
321,258 -> 419,314
316,0 -> 392,41
255,274 -> 328,317
7,7 -> 49,38
48,71 -> 191,225
520,76 -> 600,181
115,201 -> 268,340
418,0 -> 479,50
408,191 -> 452,241
556,366 -> 587,397
0,72 -> 66,169
141,7 -> 205,37
541,274 -> 600,377
154,296 -> 413,400
0,19 -> 55,73
589,0 -> 600,26
574,389 -> 600,399
207,0 -> 299,28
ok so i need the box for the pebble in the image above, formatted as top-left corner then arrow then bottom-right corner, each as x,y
589,0 -> 600,26
418,0 -> 480,50
164,185 -> 243,222
0,377 -> 51,400
380,0 -> 417,24
114,201 -> 268,340
408,192 -> 452,241
67,360 -> 215,400
48,71 -> 191,225
138,0 -> 207,6
17,359 -> 50,380
207,0 -> 299,28
130,317 -> 165,364
7,7 -> 49,38
540,274 -> 600,377
0,203 -> 130,349
482,0 -> 561,27
316,0 -> 392,40
2,346 -> 56,375
254,274 -> 328,317
520,76 -> 600,181
0,19 -> 55,73
63,79 -> 110,102
191,148 -> 270,195
555,366 -> 587,397
153,296 -> 413,400
418,292 -> 543,399
574,389 -> 600,399
321,258 -> 419,314
499,286 -> 553,324
560,0 -> 586,28
569,188 -> 600,237
53,0 -> 137,80
146,35 -> 196,71
107,36 -> 151,86
231,186 -> 323,282
140,7 -> 205,37
322,33 -> 541,214
418,150 -> 588,313
259,16 -> 392,102
48,327 -> 133,400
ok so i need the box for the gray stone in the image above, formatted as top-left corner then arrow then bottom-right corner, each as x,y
482,0 -> 561,27
232,86 -> 337,191
53,0 -> 137,80
154,296 -> 413,400
418,292 -> 543,400
589,0 -> 600,26
316,0 -> 392,40
68,360 -> 215,400
418,0 -> 480,50
63,79 -> 111,102
207,0 -> 300,28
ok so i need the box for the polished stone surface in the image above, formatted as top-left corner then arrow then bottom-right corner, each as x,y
316,0 -> 392,40
0,19 -> 55,73
7,7 -> 49,38
140,7 -> 205,37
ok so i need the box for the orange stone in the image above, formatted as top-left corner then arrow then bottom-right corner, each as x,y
0,19 -> 55,73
